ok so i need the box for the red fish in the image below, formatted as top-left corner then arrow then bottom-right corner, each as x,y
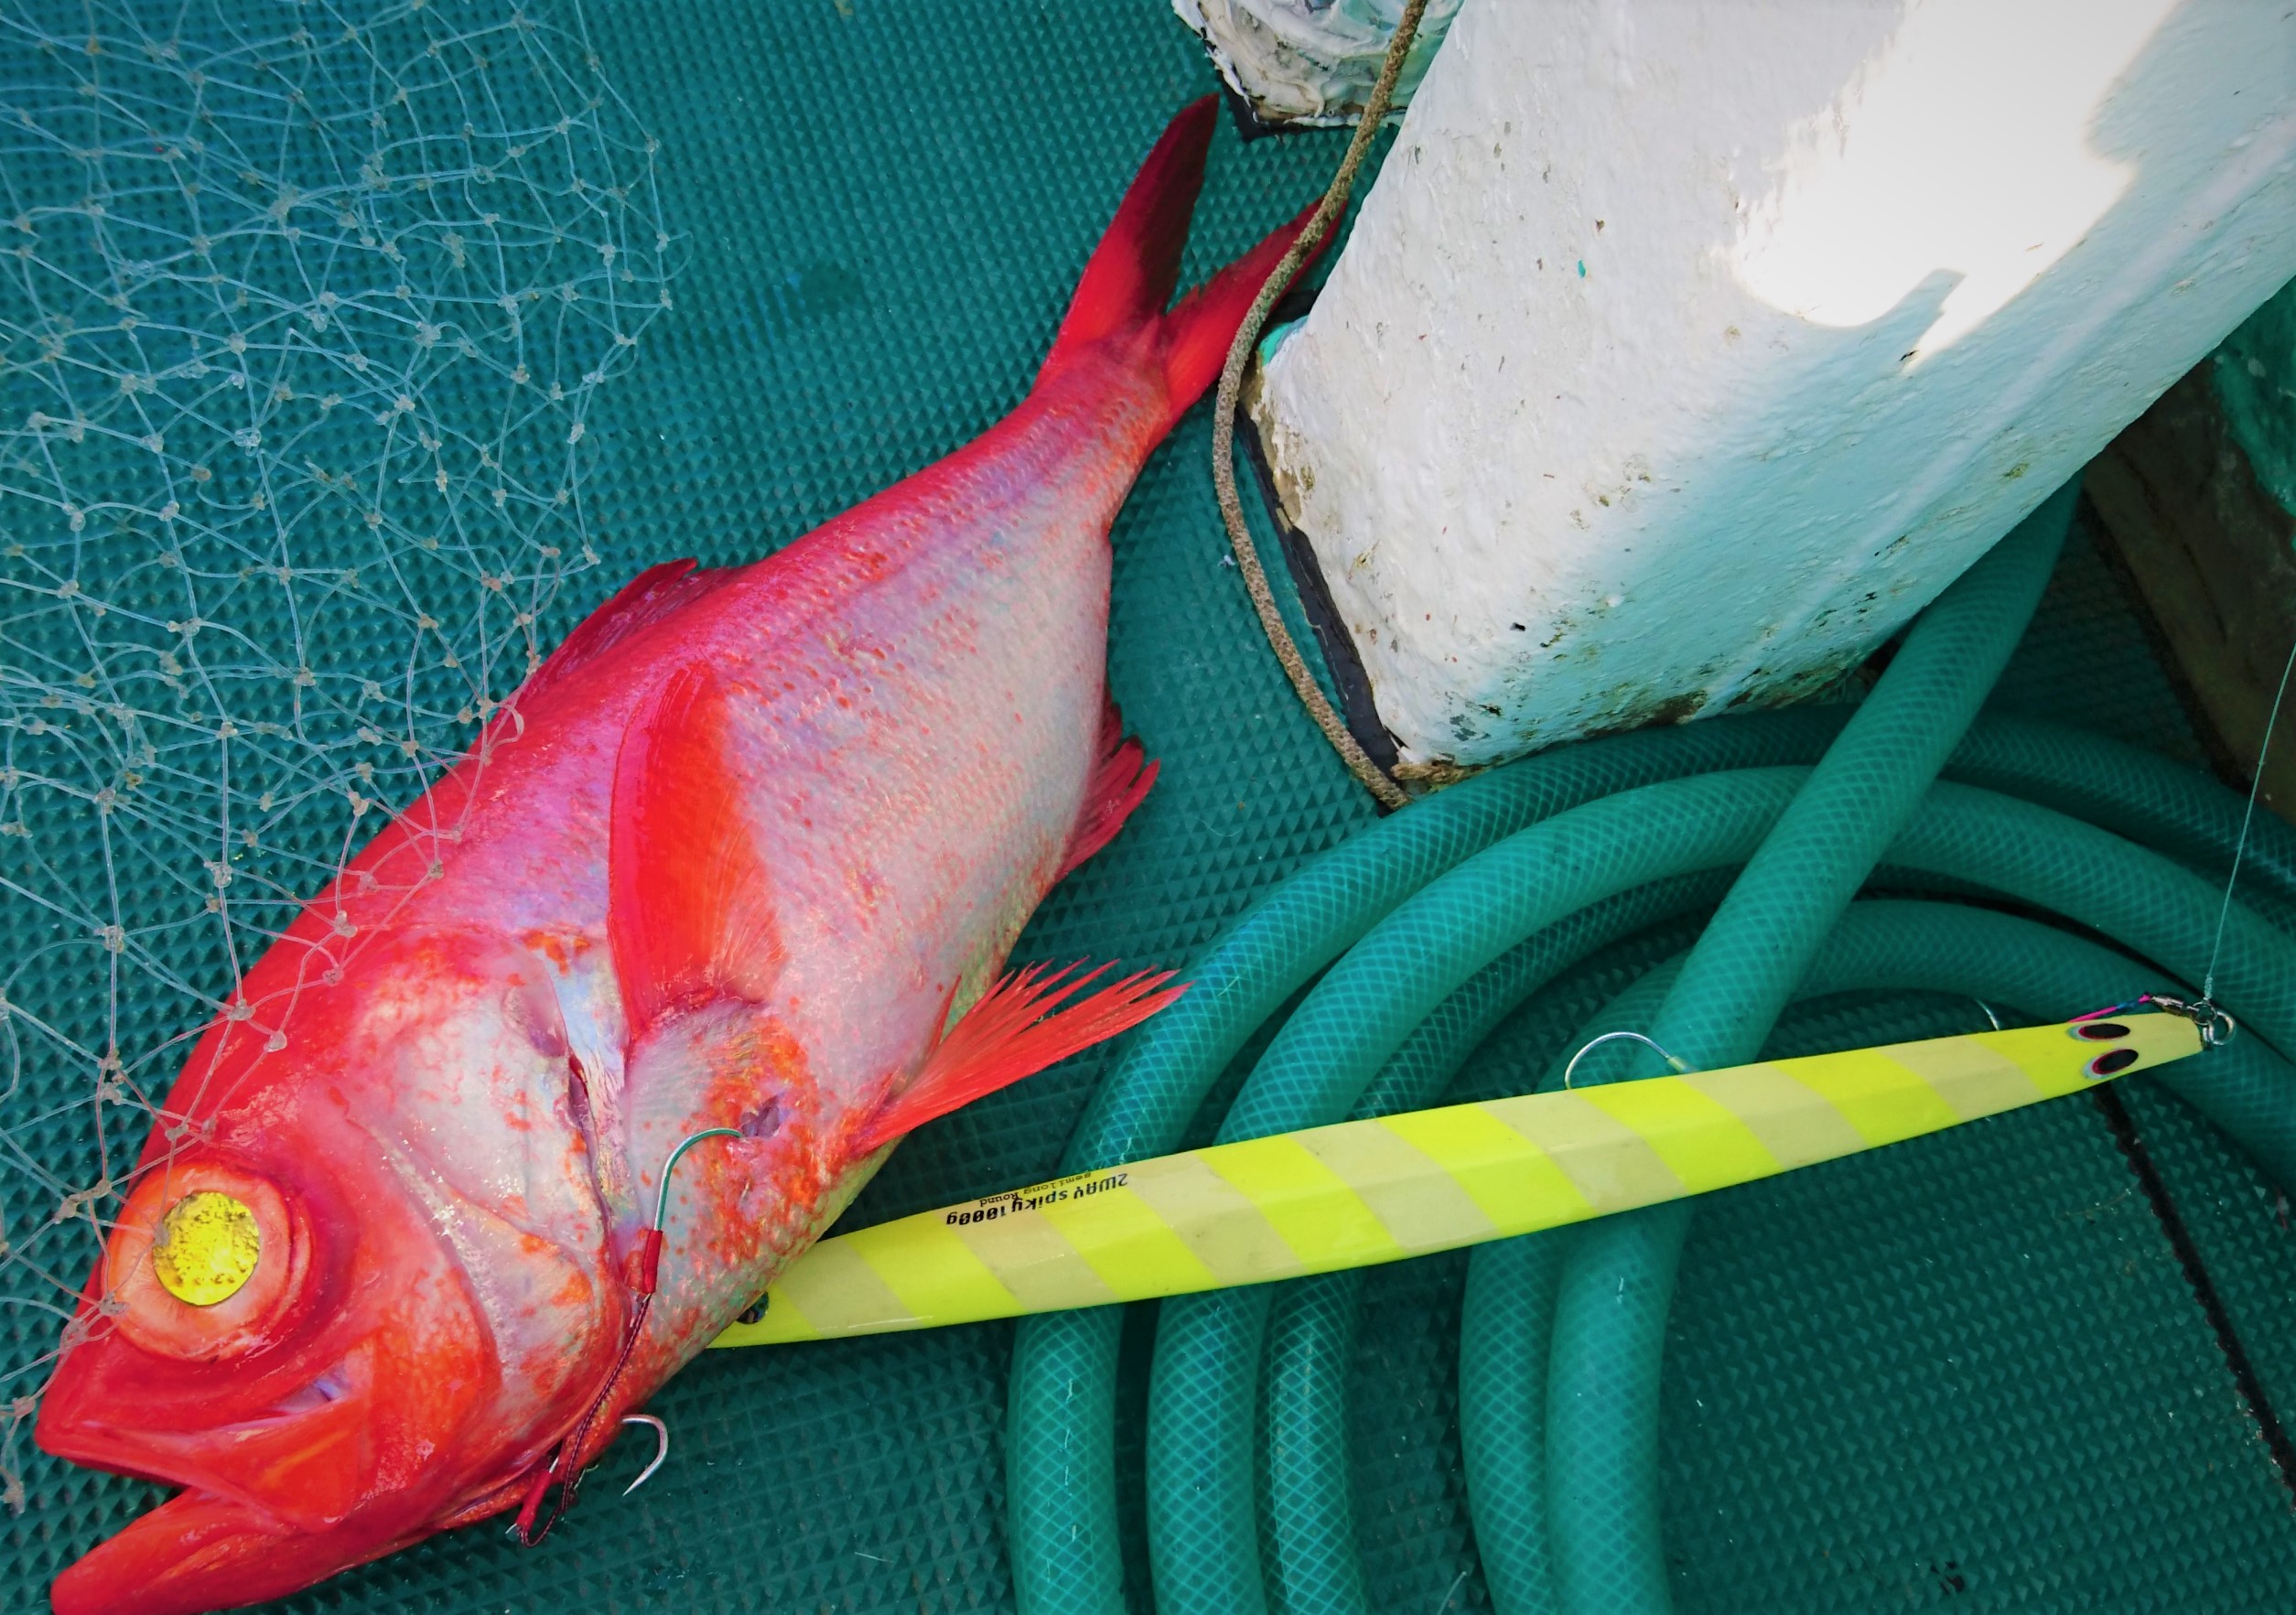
38,99 -> 1311,1615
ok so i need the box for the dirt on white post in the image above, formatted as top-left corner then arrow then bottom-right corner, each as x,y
1245,0 -> 2296,769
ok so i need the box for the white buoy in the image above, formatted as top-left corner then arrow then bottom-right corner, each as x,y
1247,0 -> 2296,768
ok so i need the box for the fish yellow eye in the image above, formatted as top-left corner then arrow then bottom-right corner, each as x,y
152,1190 -> 261,1307
107,1162 -> 304,1358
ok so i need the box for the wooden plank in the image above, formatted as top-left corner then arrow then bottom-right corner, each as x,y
2086,366 -> 2296,826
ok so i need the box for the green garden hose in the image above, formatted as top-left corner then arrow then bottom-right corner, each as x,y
1263,873 -> 1735,1615
1185,488 -> 2055,1614
1008,715 -> 1853,1613
1539,488 -> 2071,1613
1004,485 -> 2296,1615
1148,765 -> 1828,1615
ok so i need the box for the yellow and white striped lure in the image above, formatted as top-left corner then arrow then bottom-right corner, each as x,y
712,1012 -> 2199,1348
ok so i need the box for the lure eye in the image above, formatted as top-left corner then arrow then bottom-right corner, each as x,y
105,1159 -> 307,1361
152,1190 -> 262,1306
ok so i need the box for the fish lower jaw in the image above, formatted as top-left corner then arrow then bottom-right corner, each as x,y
38,1364 -> 370,1535
41,1382 -> 447,1615
49,1486 -> 421,1615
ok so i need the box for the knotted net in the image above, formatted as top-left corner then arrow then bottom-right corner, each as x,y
0,0 -> 670,1506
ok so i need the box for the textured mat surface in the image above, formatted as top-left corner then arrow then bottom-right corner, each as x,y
6,3 -> 2296,1613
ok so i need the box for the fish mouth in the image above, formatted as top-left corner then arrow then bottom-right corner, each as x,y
39,1355 -> 373,1534
40,1346 -> 523,1615
49,1486 -> 415,1615
41,1362 -> 420,1615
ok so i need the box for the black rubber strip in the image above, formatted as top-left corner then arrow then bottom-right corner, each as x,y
2092,1083 -> 2296,1507
1228,328 -> 1402,781
1216,79 -> 1288,143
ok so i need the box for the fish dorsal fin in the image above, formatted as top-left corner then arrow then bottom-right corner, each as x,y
522,559 -> 729,703
852,964 -> 1186,1155
609,664 -> 781,1036
1057,699 -> 1158,880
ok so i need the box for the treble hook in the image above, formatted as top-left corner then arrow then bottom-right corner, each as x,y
620,1413 -> 669,1497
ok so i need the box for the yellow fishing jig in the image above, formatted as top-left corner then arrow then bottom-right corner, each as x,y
715,1012 -> 2201,1348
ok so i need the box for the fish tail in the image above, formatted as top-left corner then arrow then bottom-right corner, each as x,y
1040,96 -> 1324,430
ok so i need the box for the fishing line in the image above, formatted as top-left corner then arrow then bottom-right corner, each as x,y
2202,627 -> 2296,1005
513,1125 -> 740,1545
2079,629 -> 2296,1513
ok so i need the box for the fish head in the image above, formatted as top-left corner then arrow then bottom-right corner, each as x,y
35,1124 -> 494,1612
38,925 -> 622,1614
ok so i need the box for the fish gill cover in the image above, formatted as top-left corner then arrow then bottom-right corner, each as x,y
0,0 -> 672,1508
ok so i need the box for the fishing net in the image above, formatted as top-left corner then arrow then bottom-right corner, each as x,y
0,0 -> 671,1506
5,5 -> 2294,1612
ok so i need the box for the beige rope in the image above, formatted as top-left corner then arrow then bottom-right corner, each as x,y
1211,0 -> 1428,813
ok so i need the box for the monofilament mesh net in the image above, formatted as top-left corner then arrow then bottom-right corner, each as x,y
0,0 -> 670,1508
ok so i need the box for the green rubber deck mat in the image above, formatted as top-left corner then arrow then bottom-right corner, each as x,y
5,3 -> 2296,1612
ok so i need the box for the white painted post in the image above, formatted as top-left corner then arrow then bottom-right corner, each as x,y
1247,0 -> 2296,768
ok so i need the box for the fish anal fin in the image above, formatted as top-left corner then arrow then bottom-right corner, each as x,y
521,559 -> 729,702
1057,702 -> 1158,880
609,664 -> 781,1036
853,963 -> 1186,1155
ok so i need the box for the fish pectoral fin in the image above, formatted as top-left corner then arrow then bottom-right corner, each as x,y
853,962 -> 1186,1155
1055,698 -> 1158,880
609,663 -> 781,1035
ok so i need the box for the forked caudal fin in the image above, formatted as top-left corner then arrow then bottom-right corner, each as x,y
1039,96 -> 1325,429
854,964 -> 1187,1155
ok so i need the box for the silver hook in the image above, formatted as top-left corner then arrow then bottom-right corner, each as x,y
1971,998 -> 2003,1032
653,1127 -> 743,1229
1563,1030 -> 1690,1089
620,1413 -> 668,1496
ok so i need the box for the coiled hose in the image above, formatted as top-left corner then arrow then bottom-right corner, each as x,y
1004,480 -> 2296,1613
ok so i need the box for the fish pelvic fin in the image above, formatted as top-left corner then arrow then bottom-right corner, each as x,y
609,664 -> 781,1036
852,963 -> 1186,1156
1057,699 -> 1158,880
1039,96 -> 1326,430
